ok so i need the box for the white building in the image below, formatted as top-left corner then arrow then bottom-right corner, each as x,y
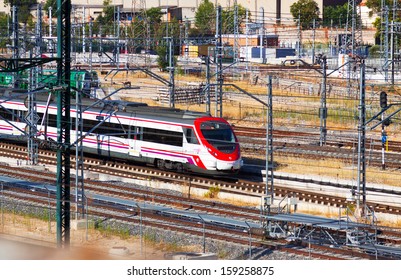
0,0 -> 323,24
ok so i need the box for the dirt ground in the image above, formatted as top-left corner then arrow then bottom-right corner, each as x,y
0,213 -> 194,260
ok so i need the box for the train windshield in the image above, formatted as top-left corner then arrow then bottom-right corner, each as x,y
200,121 -> 237,153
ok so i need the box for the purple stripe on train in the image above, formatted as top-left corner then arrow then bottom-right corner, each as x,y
141,148 -> 195,165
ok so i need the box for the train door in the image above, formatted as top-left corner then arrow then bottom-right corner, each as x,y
183,127 -> 200,155
129,120 -> 142,158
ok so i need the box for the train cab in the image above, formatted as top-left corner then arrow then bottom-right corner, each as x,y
194,117 -> 242,173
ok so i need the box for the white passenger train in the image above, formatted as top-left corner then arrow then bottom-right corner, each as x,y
0,92 -> 242,176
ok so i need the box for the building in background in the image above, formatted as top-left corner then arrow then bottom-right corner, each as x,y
0,0 -> 324,24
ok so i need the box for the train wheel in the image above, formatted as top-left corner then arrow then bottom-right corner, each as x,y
156,159 -> 165,170
175,163 -> 183,173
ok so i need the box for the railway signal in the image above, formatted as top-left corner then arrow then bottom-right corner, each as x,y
380,91 -> 388,170
380,91 -> 388,108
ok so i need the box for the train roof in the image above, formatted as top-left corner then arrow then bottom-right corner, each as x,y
94,99 -> 212,123
0,91 -> 214,124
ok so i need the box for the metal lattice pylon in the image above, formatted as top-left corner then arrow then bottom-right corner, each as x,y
344,0 -> 363,54
131,0 -> 150,67
381,2 -> 390,81
56,0 -> 72,249
27,4 -> 44,166
343,0 -> 363,96
233,2 -> 240,65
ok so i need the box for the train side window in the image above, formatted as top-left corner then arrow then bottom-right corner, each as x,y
143,127 -> 183,147
128,126 -> 139,139
82,117 -> 129,138
0,107 -> 13,120
48,113 -> 57,127
137,127 -> 143,140
37,113 -> 44,124
184,128 -> 199,144
17,110 -> 24,122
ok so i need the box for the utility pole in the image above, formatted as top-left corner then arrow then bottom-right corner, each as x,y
297,10 -> 301,58
82,6 -> 85,56
379,91 -> 388,170
75,75 -> 85,221
89,17 -> 93,73
71,8 -> 76,64
215,5 -> 223,118
312,18 -> 316,65
35,4 -> 43,82
167,37 -> 175,108
259,7 -> 265,63
263,76 -> 274,237
49,7 -> 52,37
56,0 -> 72,248
27,4 -> 43,166
206,57 -> 211,114
319,55 -> 327,146
383,5 -> 389,82
381,112 -> 386,170
233,3 -> 240,72
12,6 -> 19,88
266,76 -> 274,203
245,9 -> 249,72
345,0 -> 363,96
356,61 -> 366,217
132,0 -> 149,66
276,0 -> 281,25
99,25 -> 103,71
391,0 -> 397,85
116,6 -> 121,69
184,17 -> 189,61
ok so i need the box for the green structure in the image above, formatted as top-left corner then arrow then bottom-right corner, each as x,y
56,0 -> 72,248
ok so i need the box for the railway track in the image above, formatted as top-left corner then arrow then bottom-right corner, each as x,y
2,168 -> 397,260
234,125 -> 401,152
234,126 -> 401,170
1,141 -> 401,259
1,141 -> 401,216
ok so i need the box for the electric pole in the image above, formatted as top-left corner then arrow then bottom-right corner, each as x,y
319,55 -> 327,146
356,61 -> 366,217
215,5 -> 223,118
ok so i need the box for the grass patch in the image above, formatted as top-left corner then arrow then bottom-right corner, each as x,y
95,221 -> 131,240
204,186 -> 221,199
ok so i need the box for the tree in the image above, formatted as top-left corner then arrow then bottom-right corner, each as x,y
145,7 -> 163,25
322,3 -> 350,27
146,7 -> 163,48
194,0 -> 216,36
43,0 -> 56,17
3,0 -> 37,24
221,5 -> 248,34
0,13 -> 11,48
96,0 -> 114,25
94,0 -> 115,36
365,0 -> 391,15
366,0 -> 397,43
290,0 -> 320,29
156,44 -> 177,71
